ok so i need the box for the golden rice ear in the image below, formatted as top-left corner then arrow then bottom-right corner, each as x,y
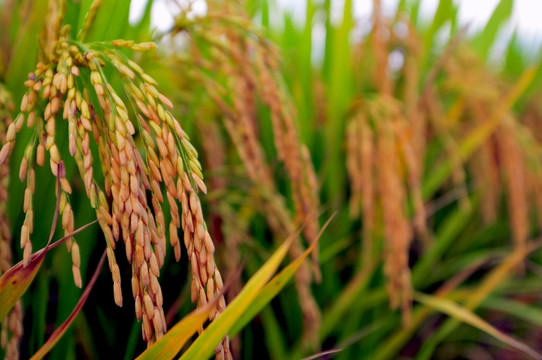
252,41 -> 323,339
225,63 -> 273,187
396,117 -> 429,247
497,117 -> 528,255
346,113 -> 376,270
394,24 -> 430,246
347,98 -> 419,326
442,49 -> 535,261
172,6 -> 323,347
375,106 -> 413,326
470,139 -> 500,224
0,86 -> 23,360
10,15 -> 230,348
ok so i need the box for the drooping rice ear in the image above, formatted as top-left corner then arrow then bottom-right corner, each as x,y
0,86 -> 23,360
375,103 -> 413,326
174,9 -> 322,347
497,117 -> 529,254
12,17 -> 231,347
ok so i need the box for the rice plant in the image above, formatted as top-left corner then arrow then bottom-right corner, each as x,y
2,0 -> 542,359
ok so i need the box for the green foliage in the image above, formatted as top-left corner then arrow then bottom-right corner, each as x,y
2,0 -> 542,359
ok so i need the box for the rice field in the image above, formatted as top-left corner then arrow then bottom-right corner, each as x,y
2,0 -> 542,359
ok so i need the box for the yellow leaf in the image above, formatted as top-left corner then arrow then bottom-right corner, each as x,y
136,301 -> 217,360
179,229 -> 302,360
414,292 -> 542,360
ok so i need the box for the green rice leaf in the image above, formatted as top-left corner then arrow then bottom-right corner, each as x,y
472,0 -> 514,59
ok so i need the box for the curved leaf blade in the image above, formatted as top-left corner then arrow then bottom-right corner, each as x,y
414,292 -> 542,360
229,249 -> 308,338
179,229 -> 302,360
30,250 -> 107,360
0,249 -> 47,319
472,0 -> 514,59
0,219 -> 97,320
136,302 -> 217,360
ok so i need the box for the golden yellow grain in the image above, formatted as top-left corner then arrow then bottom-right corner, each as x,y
0,87 -> 23,360
498,118 -> 529,253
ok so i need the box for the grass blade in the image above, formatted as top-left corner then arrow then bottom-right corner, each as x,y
229,215 -> 333,337
136,302 -> 218,360
482,296 -> 542,327
423,0 -> 452,52
472,0 -> 514,59
180,228 -> 303,360
0,213 -> 95,321
414,241 -> 542,360
30,250 -> 107,360
5,0 -> 48,100
414,292 -> 542,360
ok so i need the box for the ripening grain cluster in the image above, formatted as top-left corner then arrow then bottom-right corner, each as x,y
2,0 -> 542,359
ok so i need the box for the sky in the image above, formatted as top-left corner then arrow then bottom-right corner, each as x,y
130,0 -> 542,59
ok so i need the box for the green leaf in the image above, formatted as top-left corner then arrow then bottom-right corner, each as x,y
472,0 -> 514,59
259,307 -> 287,360
77,0 -> 97,32
5,0 -> 48,100
229,230 -> 318,337
424,0 -> 452,51
30,250 -> 106,360
414,292 -> 542,360
133,0 -> 154,41
482,296 -> 542,327
505,31 -> 524,76
412,196 -> 479,287
397,0 -> 408,14
410,0 -> 422,26
84,0 -> 132,42
415,242 -> 540,360
449,3 -> 460,34
322,0 -> 353,209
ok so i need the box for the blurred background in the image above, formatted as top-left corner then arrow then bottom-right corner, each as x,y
3,0 -> 542,359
